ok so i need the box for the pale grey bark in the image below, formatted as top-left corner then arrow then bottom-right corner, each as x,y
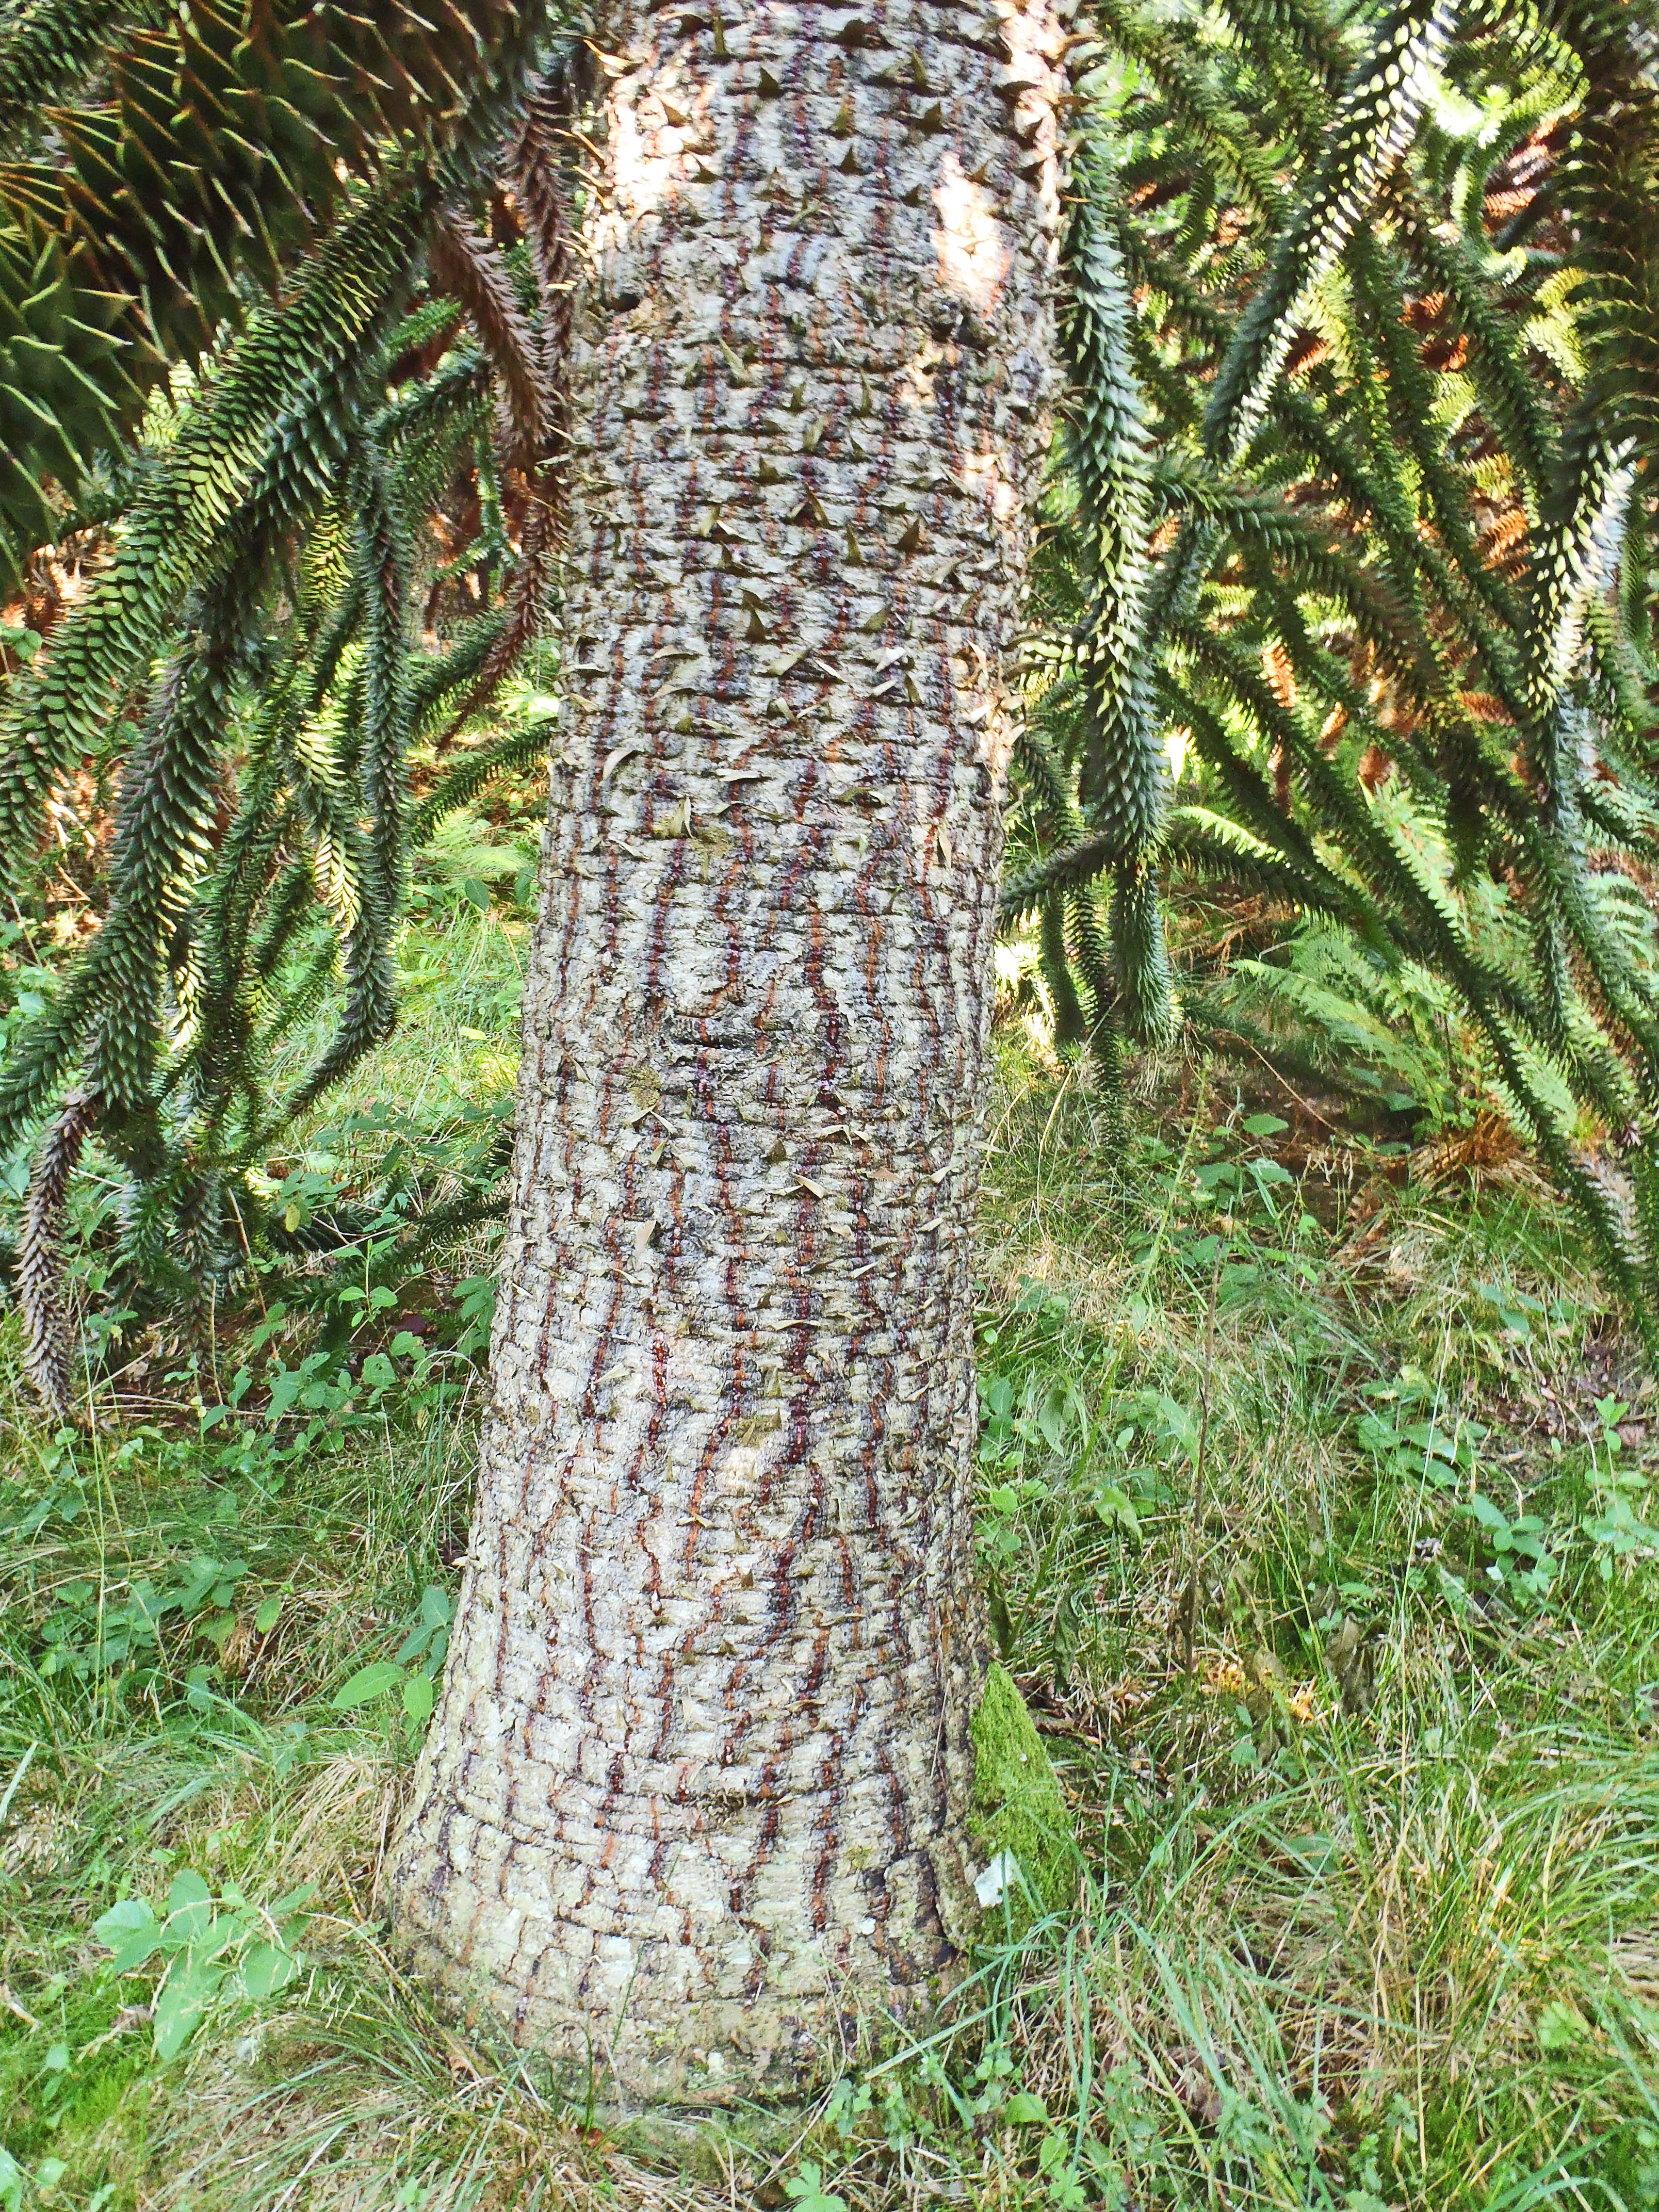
392,0 -> 1065,2101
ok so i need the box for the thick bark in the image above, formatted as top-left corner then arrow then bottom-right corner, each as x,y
392,0 -> 1065,2100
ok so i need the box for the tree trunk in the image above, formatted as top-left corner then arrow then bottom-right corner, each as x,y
392,0 -> 1065,2102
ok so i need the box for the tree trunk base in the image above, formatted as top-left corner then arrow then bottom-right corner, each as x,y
395,1909 -> 959,2107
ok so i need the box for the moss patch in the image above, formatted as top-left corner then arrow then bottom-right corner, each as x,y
969,1663 -> 1079,1922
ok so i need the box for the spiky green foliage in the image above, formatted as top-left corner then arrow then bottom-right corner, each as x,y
0,0 -> 554,587
8,0 -> 1659,1389
1049,119 -> 1174,1046
1203,0 -> 1461,463
1011,0 -> 1659,1340
0,10 -> 579,1405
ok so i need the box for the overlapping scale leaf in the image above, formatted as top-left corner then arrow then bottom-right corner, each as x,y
0,0 -> 150,150
0,218 -> 147,580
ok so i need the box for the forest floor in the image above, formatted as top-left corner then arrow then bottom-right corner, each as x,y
3,894 -> 1658,2212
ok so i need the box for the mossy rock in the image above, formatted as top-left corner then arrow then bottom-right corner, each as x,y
969,1663 -> 1080,1924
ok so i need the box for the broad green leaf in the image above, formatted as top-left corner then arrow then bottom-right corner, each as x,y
402,1672 -> 435,1725
1005,2091 -> 1048,2125
1037,1379 -> 1083,1451
94,1896 -> 155,1947
1536,1998 -> 1589,2053
1250,1157 -> 1293,1186
254,1596 -> 282,1634
395,1620 -> 434,1664
1093,1484 -> 1141,1539
1148,1393 -> 1198,1462
128,1581 -> 173,1631
111,1925 -> 164,1973
331,1661 -> 404,1710
240,1940 -> 298,2000
197,1907 -> 257,1963
152,1960 -> 225,2060
983,1374 -> 1015,1419
1402,1423 -> 1461,1463
783,2162 -> 847,2212
165,1868 -> 214,1940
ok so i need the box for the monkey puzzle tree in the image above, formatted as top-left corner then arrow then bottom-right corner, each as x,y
387,0 -> 1070,2097
0,0 -> 1066,2087
6,0 -> 1659,2110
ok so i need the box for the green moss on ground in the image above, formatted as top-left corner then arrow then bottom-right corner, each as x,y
970,1662 -> 1079,1922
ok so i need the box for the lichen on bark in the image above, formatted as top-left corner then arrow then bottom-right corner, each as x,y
391,0 -> 1068,2103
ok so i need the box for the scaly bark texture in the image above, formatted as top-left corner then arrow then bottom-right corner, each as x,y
392,0 -> 1065,2100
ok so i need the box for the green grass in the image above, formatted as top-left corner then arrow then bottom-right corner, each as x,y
3,918 -> 1658,2211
